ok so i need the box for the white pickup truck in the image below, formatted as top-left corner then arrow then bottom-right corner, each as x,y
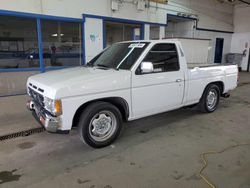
27,40 -> 238,148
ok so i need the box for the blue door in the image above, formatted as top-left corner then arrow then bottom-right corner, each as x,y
214,38 -> 224,63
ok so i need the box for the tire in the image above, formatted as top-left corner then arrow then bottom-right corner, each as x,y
77,101 -> 122,148
198,84 -> 220,113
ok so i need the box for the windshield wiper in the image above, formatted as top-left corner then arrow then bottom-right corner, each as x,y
96,64 -> 119,71
96,64 -> 110,68
83,63 -> 93,67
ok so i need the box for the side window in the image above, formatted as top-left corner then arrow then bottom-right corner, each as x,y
142,43 -> 180,73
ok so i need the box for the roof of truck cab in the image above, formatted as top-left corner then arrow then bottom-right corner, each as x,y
118,39 -> 180,43
163,37 -> 211,41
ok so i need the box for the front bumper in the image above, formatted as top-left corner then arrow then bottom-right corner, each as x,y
27,100 -> 61,133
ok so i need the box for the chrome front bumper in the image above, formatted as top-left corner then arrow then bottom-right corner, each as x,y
27,100 -> 61,133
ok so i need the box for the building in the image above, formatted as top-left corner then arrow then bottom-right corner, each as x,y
0,0 -> 249,96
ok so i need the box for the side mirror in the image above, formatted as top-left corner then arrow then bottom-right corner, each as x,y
141,62 -> 154,74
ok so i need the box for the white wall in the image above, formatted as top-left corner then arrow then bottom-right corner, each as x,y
0,0 -> 233,31
0,0 -> 235,64
168,0 -> 233,31
231,33 -> 250,71
165,20 -> 232,64
0,0 -> 237,95
84,18 -> 104,62
195,30 -> 232,64
144,24 -> 150,40
233,5 -> 250,33
231,5 -> 250,71
159,26 -> 165,39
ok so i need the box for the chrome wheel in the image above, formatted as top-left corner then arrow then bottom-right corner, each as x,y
89,111 -> 117,142
206,89 -> 218,111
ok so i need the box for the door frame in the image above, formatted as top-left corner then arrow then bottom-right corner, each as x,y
131,41 -> 185,118
214,38 -> 224,63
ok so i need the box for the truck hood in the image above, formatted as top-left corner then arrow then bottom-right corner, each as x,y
27,67 -> 131,99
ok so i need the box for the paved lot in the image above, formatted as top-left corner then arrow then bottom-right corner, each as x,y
0,73 -> 250,188
0,95 -> 39,136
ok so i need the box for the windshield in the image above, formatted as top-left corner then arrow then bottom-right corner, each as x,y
88,42 -> 149,70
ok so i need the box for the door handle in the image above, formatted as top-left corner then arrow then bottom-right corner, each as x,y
176,79 -> 182,83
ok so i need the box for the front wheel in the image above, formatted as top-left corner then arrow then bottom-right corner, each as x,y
77,102 -> 122,148
198,84 -> 220,113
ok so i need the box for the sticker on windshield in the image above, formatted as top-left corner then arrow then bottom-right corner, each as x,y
128,43 -> 146,48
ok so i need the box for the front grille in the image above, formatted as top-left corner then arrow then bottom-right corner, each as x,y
29,83 -> 44,93
29,87 -> 45,108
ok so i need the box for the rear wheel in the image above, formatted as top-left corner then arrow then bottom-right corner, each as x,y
77,102 -> 122,148
199,84 -> 220,113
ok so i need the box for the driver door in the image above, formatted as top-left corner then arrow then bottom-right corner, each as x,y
131,43 -> 184,118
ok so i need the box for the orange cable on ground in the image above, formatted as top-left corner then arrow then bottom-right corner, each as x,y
199,143 -> 250,188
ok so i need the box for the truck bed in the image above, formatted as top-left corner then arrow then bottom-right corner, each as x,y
187,63 -> 235,69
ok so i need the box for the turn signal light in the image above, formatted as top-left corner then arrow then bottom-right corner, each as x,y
54,100 -> 62,116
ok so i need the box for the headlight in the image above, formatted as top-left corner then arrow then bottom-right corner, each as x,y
44,97 -> 62,116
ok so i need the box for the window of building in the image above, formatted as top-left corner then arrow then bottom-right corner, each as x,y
105,22 -> 141,47
0,16 -> 39,69
143,43 -> 180,73
41,20 -> 82,67
150,25 -> 160,40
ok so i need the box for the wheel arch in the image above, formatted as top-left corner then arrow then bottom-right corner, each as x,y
198,81 -> 223,113
203,81 -> 224,97
72,97 -> 129,128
